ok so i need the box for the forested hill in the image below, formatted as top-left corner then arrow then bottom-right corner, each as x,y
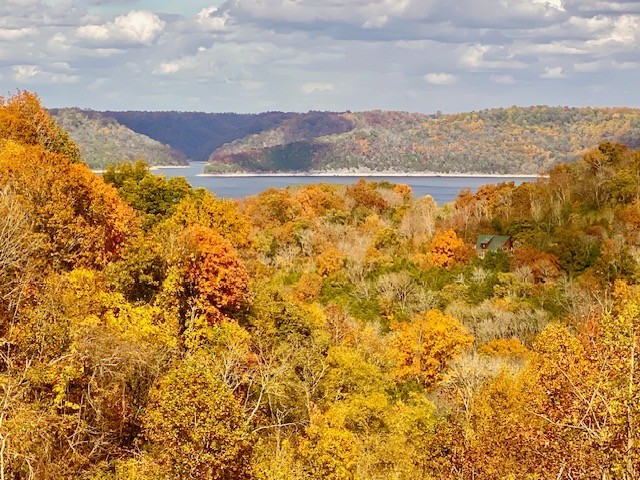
103,110 -> 297,161
206,107 -> 640,174
51,109 -> 188,169
51,107 -> 640,174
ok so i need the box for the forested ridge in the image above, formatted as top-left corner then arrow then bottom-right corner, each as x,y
207,108 -> 640,174
3,91 -> 640,479
51,109 -> 188,169
50,106 -> 640,175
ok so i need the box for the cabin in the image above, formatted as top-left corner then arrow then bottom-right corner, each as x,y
476,235 -> 513,258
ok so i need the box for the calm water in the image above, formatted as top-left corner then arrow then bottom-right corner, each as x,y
154,162 -> 536,205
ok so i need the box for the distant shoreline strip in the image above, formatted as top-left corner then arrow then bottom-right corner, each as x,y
195,172 -> 547,179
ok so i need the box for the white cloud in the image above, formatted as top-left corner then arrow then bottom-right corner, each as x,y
0,27 -> 36,41
424,72 -> 458,85
607,14 -> 640,45
458,44 -> 524,70
12,64 -> 79,84
540,66 -> 568,78
300,82 -> 335,94
47,32 -> 70,52
13,64 -> 39,81
76,10 -> 165,47
531,0 -> 565,10
196,7 -> 230,31
155,60 -> 183,75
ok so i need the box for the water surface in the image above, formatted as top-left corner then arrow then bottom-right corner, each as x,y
154,163 -> 537,205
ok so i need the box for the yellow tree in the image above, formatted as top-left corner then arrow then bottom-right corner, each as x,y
389,310 -> 473,387
469,281 -> 640,479
142,357 -> 254,479
167,189 -> 252,249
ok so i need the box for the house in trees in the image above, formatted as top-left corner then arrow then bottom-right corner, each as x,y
476,235 -> 513,258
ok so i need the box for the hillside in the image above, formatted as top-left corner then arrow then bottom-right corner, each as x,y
103,110 -> 298,161
51,107 -> 640,174
51,108 -> 188,169
206,107 -> 640,174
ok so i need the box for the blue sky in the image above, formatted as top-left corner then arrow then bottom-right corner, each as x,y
2,0 -> 639,113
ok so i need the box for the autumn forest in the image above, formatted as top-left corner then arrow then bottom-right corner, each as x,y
2,91 -> 640,479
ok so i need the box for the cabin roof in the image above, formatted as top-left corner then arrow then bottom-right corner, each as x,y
476,235 -> 512,251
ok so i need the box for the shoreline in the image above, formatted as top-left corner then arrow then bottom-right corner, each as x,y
91,164 -> 190,174
196,171 -> 546,179
149,165 -> 190,170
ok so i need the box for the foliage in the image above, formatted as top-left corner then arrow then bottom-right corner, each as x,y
0,90 -> 80,161
389,310 -> 474,386
142,357 -> 254,479
428,229 -> 473,269
0,141 -> 136,270
4,93 -> 640,480
206,107 -> 640,174
104,160 -> 192,229
52,108 -> 187,168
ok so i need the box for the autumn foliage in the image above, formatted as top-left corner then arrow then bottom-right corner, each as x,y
428,228 -> 473,269
3,90 -> 640,480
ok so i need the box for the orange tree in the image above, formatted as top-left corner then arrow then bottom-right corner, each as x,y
428,229 -> 473,269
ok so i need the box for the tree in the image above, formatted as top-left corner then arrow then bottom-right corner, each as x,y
389,310 -> 473,387
142,357 -> 254,479
166,188 -> 251,248
162,225 -> 249,333
103,160 -> 192,230
489,281 -> 640,478
511,246 -> 562,284
428,229 -> 473,269
0,90 -> 80,161
0,141 -> 137,270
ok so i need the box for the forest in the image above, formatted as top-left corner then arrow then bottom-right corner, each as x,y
49,106 -> 640,175
206,107 -> 640,174
2,91 -> 640,479
51,109 -> 188,169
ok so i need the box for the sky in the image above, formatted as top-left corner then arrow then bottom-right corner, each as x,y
1,0 -> 639,113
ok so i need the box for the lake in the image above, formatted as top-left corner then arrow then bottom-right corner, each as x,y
153,162 -> 538,205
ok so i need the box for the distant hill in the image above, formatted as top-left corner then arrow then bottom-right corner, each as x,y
51,106 -> 640,174
103,111 -> 297,161
52,109 -> 188,169
205,107 -> 640,174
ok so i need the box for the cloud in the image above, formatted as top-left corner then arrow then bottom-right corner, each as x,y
76,10 -> 165,47
0,27 -> 37,41
12,64 -> 80,84
541,66 -> 569,78
458,44 -> 526,70
0,0 -> 637,113
13,65 -> 39,81
424,73 -> 458,85
196,7 -> 230,31
300,82 -> 335,94
574,60 -> 605,72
